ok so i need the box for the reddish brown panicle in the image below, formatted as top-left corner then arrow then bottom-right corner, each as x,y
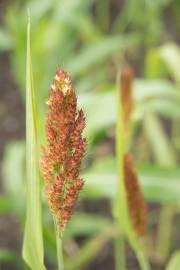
120,67 -> 134,134
40,68 -> 86,230
124,153 -> 147,236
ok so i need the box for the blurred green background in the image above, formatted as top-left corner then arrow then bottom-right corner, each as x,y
0,0 -> 180,269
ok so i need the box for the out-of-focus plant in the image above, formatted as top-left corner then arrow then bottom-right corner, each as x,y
113,67 -> 149,270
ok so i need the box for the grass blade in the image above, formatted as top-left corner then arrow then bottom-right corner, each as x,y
143,113 -> 176,167
22,16 -> 46,270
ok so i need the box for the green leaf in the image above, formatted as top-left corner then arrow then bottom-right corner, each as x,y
65,213 -> 112,238
145,48 -> 165,79
0,28 -> 13,50
2,141 -> 25,213
22,16 -> 46,270
143,113 -> 176,167
79,91 -> 116,138
139,99 -> 180,118
159,43 -> 180,84
82,165 -> 180,204
67,34 -> 139,76
65,225 -> 118,270
133,79 -> 180,102
78,79 -> 180,138
166,251 -> 180,270
0,196 -> 12,214
0,249 -> 22,266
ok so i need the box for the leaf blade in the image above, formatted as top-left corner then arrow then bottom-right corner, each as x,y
22,16 -> 46,270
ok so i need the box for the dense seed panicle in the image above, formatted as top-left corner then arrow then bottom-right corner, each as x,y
121,67 -> 134,134
41,68 -> 86,230
124,153 -> 147,236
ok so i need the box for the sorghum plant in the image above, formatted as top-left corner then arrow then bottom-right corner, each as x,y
41,68 -> 86,268
124,153 -> 147,236
115,66 -> 148,270
41,68 -> 86,230
121,67 -> 147,237
120,67 -> 134,135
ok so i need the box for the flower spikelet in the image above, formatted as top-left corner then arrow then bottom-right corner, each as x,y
40,68 -> 86,230
124,153 -> 147,236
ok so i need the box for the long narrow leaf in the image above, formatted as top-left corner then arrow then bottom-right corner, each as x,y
67,34 -> 139,76
83,169 -> 180,204
143,113 -> 176,167
22,16 -> 46,270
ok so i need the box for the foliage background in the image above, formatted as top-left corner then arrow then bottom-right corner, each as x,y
0,0 -> 180,269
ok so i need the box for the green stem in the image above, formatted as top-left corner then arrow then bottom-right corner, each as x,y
114,233 -> 126,270
114,71 -> 127,270
96,0 -> 109,32
135,248 -> 150,270
156,205 -> 176,262
55,221 -> 64,270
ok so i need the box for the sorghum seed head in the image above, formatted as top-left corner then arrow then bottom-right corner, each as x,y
124,153 -> 147,236
120,67 -> 134,134
40,68 -> 86,230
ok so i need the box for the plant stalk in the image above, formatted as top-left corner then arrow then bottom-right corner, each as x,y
114,71 -> 127,270
96,0 -> 109,32
136,249 -> 150,270
114,233 -> 126,270
55,221 -> 64,270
